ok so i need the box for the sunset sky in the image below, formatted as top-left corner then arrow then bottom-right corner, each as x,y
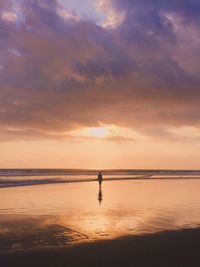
0,0 -> 200,169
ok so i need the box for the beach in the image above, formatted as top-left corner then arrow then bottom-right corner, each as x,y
1,174 -> 200,266
1,0 -> 200,265
1,228 -> 200,267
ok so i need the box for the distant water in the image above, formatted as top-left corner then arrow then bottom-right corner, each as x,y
0,169 -> 200,188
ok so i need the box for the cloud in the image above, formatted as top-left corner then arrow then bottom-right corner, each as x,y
1,11 -> 18,23
0,0 -> 200,141
97,0 -> 126,28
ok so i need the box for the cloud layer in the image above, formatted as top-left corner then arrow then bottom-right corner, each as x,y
0,0 -> 200,141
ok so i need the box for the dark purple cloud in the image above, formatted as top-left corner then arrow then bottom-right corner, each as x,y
0,0 -> 200,141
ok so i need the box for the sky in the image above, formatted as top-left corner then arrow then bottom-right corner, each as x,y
0,0 -> 200,169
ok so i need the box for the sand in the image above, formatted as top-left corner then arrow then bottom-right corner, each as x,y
1,228 -> 200,267
1,179 -> 200,266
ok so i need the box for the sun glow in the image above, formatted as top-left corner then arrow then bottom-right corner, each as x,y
89,127 -> 108,138
69,124 -> 149,141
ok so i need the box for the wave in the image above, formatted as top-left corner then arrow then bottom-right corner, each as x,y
1,169 -> 200,177
1,175 -> 200,188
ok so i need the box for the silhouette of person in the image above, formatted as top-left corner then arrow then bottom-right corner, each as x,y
98,185 -> 103,205
97,172 -> 103,185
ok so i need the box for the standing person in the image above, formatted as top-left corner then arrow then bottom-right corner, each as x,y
97,172 -> 103,185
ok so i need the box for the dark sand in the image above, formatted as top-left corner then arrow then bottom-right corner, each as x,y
1,228 -> 200,267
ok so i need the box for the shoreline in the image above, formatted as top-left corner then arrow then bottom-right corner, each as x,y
2,176 -> 200,189
1,228 -> 200,267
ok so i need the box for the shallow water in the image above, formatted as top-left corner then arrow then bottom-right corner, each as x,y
0,169 -> 200,187
1,179 -> 200,252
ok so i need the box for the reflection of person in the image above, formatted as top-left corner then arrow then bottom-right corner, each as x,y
97,172 -> 103,185
98,185 -> 103,205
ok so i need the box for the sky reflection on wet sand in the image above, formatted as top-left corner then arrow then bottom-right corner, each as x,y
1,180 -> 200,252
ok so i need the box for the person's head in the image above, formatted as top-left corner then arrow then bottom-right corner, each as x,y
99,171 -> 101,175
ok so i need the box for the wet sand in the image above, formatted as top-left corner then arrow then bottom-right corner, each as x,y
1,228 -> 200,267
1,179 -> 200,266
